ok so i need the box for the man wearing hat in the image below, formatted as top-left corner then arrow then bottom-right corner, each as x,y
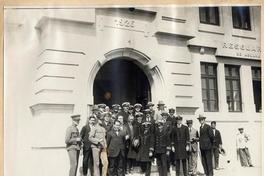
111,104 -> 120,120
236,128 -> 253,167
154,117 -> 171,176
136,117 -> 154,176
98,103 -> 106,113
134,103 -> 142,114
146,102 -> 155,119
186,120 -> 199,176
154,100 -> 166,121
197,115 -> 214,176
117,102 -> 130,124
171,115 -> 190,176
211,121 -> 223,170
65,114 -> 82,176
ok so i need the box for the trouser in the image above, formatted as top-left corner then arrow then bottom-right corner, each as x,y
141,162 -> 152,176
200,149 -> 213,176
109,151 -> 124,176
175,159 -> 187,176
238,148 -> 252,167
212,148 -> 220,169
156,153 -> 168,176
68,149 -> 80,176
187,151 -> 198,175
92,147 -> 108,176
123,148 -> 129,173
82,149 -> 93,175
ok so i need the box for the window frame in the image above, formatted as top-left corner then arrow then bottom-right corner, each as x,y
201,62 -> 219,112
251,67 -> 261,112
199,7 -> 220,26
232,6 -> 252,31
225,65 -> 242,112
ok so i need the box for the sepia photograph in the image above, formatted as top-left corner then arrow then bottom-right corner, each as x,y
4,5 -> 261,176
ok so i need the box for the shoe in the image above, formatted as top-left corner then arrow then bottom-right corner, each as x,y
249,164 -> 253,167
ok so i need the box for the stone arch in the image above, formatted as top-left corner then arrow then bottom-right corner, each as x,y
87,47 -> 165,106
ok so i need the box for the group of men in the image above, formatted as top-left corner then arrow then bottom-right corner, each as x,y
65,100 -> 252,176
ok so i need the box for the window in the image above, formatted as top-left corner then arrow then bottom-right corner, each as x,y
201,63 -> 219,112
232,6 -> 251,30
199,7 -> 220,25
225,65 -> 242,112
252,67 -> 261,112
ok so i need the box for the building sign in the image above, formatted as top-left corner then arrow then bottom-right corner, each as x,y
216,42 -> 261,60
98,16 -> 147,32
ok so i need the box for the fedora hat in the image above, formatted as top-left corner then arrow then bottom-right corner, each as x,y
197,114 -> 206,120
157,100 -> 165,106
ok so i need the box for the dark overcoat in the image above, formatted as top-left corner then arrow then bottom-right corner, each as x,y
137,125 -> 154,162
171,124 -> 190,159
199,123 -> 214,150
212,129 -> 222,148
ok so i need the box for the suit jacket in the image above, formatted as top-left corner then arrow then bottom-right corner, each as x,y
212,129 -> 222,148
189,127 -> 199,152
154,126 -> 171,154
101,121 -> 113,132
107,129 -> 126,157
80,124 -> 92,151
199,123 -> 214,150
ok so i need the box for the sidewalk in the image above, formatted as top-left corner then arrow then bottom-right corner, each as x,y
126,166 -> 261,176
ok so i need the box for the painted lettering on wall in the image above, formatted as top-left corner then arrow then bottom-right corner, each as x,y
221,42 -> 261,59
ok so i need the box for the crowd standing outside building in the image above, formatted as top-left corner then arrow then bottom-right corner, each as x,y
65,101 -> 254,176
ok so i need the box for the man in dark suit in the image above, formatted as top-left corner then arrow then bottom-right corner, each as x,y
211,121 -> 222,170
117,102 -> 130,124
107,120 -> 127,176
171,115 -> 190,176
80,115 -> 94,176
197,115 -> 214,176
154,117 -> 171,176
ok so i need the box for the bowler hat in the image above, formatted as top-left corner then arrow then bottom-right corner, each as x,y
122,102 -> 130,107
161,111 -> 169,116
186,120 -> 193,124
143,109 -> 151,114
176,115 -> 183,120
71,114 -> 81,120
197,114 -> 206,120
238,127 -> 244,130
169,108 -> 175,113
157,100 -> 165,106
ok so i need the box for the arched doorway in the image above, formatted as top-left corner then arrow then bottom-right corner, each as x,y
93,58 -> 151,107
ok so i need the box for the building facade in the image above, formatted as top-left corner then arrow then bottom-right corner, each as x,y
4,6 -> 261,176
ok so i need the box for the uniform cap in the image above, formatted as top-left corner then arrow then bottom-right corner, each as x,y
134,103 -> 142,108
122,102 -> 130,107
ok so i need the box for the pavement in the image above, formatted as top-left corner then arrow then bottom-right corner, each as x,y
125,165 -> 261,176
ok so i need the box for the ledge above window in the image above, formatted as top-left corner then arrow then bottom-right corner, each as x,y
198,23 -> 225,35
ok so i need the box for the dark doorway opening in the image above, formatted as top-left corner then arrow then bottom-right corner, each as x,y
93,59 -> 151,107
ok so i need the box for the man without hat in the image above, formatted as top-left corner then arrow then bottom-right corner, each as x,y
171,115 -> 190,176
80,115 -> 94,176
65,114 -> 82,176
211,121 -> 223,170
197,115 -> 214,176
186,120 -> 199,176
146,102 -> 155,118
